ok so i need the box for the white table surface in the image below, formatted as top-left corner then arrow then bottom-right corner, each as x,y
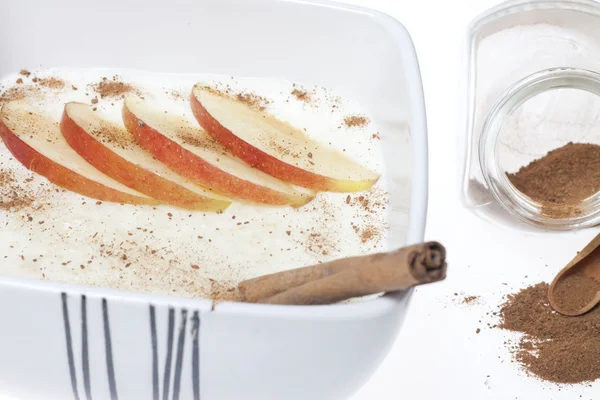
348,0 -> 600,399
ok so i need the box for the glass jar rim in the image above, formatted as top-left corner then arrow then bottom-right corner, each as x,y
479,67 -> 600,230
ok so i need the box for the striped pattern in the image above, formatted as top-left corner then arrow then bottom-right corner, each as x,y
61,294 -> 202,400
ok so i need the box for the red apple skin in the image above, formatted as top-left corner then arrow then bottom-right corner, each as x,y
0,118 -> 157,206
122,104 -> 312,207
190,93 -> 330,191
190,92 -> 378,193
60,107 -> 231,212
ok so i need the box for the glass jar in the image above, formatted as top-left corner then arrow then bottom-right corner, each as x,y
461,0 -> 600,230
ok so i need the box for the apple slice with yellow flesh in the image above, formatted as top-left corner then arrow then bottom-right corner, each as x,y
0,100 -> 157,205
191,85 -> 380,192
61,102 -> 231,212
122,97 -> 313,207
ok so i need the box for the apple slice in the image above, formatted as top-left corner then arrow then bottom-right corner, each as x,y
191,85 -> 380,192
0,101 -> 157,205
61,102 -> 231,212
122,97 -> 313,207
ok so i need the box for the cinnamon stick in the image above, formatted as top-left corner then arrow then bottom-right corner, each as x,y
238,242 -> 446,305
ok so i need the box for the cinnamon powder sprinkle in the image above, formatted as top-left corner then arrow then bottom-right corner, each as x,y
209,278 -> 239,302
345,186 -> 388,247
299,197 -> 340,258
359,225 -> 377,243
35,77 -> 65,90
0,85 -> 40,104
168,89 -> 184,100
291,88 -> 312,103
346,190 -> 387,214
344,115 -> 369,128
177,128 -> 224,153
0,169 -> 36,211
235,92 -> 270,111
91,77 -> 137,98
93,124 -> 132,150
202,84 -> 271,111
463,295 -> 480,304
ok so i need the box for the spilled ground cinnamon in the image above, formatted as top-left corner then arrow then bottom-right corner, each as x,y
500,281 -> 600,384
507,142 -> 600,217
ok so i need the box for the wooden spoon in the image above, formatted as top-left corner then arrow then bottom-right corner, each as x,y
548,232 -> 600,316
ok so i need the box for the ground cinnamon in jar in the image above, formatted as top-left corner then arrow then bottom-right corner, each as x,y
500,281 -> 600,384
507,142 -> 600,217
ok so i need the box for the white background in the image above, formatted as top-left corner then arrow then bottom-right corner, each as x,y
347,0 -> 600,399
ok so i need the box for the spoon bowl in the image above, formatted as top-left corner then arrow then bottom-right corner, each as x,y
548,232 -> 600,316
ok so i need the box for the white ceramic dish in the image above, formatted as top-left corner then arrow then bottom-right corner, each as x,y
0,0 -> 427,399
